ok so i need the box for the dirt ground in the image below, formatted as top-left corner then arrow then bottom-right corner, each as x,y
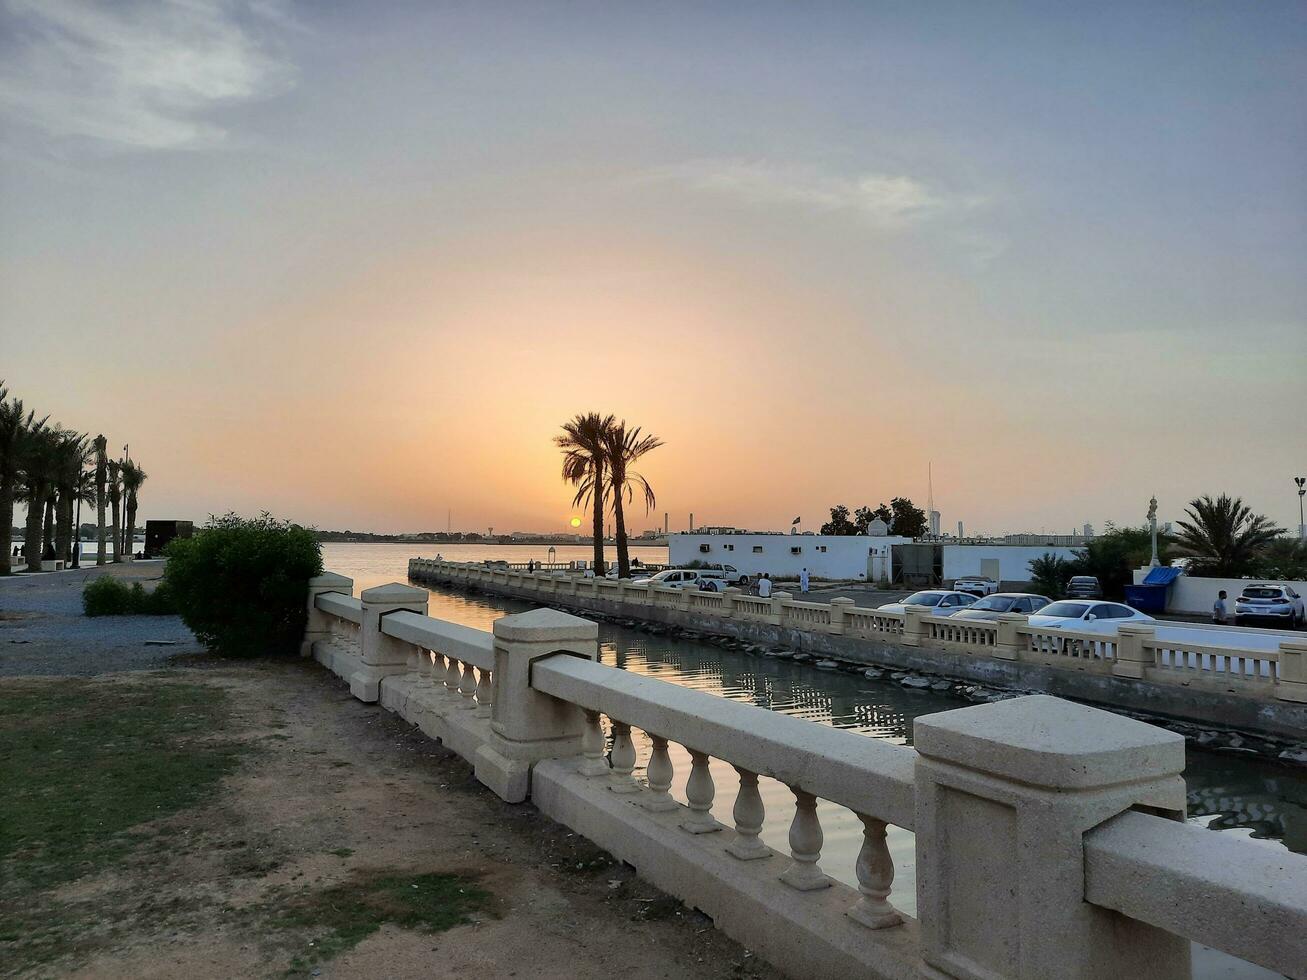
18,658 -> 781,980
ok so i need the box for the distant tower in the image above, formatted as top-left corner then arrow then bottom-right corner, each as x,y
957,521 -> 964,539
664,513 -> 668,535
1083,523 -> 1094,539
927,462 -> 941,537
690,513 -> 694,533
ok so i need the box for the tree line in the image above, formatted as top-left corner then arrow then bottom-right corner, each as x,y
0,381 -> 147,572
820,499 -> 928,538
555,413 -> 663,578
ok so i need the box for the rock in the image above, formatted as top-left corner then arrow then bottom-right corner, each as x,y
814,660 -> 839,670
930,681 -> 953,692
900,675 -> 932,689
792,653 -> 814,664
1214,746 -> 1260,756
863,668 -> 884,680
890,672 -> 908,681
1277,748 -> 1307,765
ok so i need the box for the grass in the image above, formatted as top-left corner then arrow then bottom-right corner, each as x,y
275,871 -> 490,975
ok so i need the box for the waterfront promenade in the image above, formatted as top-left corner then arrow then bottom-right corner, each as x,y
304,569 -> 1307,979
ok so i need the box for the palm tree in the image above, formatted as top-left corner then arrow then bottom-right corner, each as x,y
121,461 -> 147,562
107,459 -> 123,563
53,431 -> 90,565
555,413 -> 615,574
0,383 -> 46,573
93,435 -> 108,566
17,426 -> 61,572
1173,494 -> 1281,578
603,421 -> 664,579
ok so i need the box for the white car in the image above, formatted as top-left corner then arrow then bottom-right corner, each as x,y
1027,600 -> 1154,634
878,590 -> 979,617
951,593 -> 1051,621
1234,584 -> 1305,628
632,568 -> 725,590
953,576 -> 998,597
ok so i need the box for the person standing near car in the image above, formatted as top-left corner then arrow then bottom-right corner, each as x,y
1213,590 -> 1228,625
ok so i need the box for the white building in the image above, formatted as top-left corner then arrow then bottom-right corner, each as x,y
942,545 -> 1081,584
669,533 -> 911,581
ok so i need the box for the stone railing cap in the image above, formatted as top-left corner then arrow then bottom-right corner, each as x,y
493,607 -> 599,642
1280,639 -> 1307,654
914,695 -> 1184,789
360,582 -> 429,604
310,571 -> 353,588
1116,622 -> 1157,634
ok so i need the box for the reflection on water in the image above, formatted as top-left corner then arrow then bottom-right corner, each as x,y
326,543 -> 1304,979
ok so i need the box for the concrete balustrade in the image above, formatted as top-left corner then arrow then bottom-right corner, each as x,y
408,557 -> 1307,739
314,570 -> 1307,979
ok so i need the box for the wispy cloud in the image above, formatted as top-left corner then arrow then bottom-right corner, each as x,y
643,159 -> 985,229
0,0 -> 296,151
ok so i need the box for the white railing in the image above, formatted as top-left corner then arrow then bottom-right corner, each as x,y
409,557 -> 1307,708
306,571 -> 1307,980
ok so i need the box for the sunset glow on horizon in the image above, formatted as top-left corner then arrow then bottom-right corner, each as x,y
2,2 -> 1303,536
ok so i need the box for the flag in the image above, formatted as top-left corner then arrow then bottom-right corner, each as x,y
791,516 -> 801,525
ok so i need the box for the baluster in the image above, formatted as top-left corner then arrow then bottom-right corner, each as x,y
421,648 -> 437,687
475,667 -> 493,717
608,722 -> 641,794
779,788 -> 829,890
577,710 -> 609,777
444,654 -> 461,698
848,814 -> 902,927
640,735 -> 678,811
725,767 -> 770,859
430,651 -> 449,696
458,661 -> 477,708
679,750 -> 720,833
406,641 -> 419,675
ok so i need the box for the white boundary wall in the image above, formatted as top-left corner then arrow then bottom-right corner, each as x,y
1132,569 -> 1307,616
670,533 -> 910,581
942,545 -> 1080,583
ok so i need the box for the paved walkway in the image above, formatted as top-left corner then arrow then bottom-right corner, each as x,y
0,562 -> 201,676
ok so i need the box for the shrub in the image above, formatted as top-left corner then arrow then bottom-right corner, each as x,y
163,513 -> 322,657
82,576 -> 177,616
1029,553 -> 1075,599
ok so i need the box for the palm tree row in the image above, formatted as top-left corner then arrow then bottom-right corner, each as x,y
0,380 -> 147,573
555,414 -> 664,579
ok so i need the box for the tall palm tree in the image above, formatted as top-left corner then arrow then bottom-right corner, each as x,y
603,421 -> 664,579
555,413 -> 615,574
93,435 -> 108,565
17,426 -> 61,572
53,432 -> 90,564
121,461 -> 147,562
0,382 -> 46,573
107,459 -> 123,563
1173,494 -> 1281,578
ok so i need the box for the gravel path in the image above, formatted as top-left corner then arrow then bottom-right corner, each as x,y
0,562 -> 202,676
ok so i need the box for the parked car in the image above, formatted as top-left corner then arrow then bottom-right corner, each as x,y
632,568 -> 733,590
953,576 -> 998,597
1027,599 -> 1153,634
877,590 -> 979,616
951,593 -> 1051,621
1234,584 -> 1305,628
1065,576 -> 1103,599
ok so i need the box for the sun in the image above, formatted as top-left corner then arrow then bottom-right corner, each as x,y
569,516 -> 582,528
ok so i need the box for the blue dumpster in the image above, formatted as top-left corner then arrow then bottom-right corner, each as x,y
1124,566 -> 1181,614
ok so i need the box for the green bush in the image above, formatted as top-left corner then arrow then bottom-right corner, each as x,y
163,513 -> 322,657
1029,553 -> 1075,599
82,576 -> 177,616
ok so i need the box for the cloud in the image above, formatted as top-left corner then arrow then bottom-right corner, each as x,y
644,159 -> 984,229
0,0 -> 296,151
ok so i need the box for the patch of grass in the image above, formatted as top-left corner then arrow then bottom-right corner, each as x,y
274,872 -> 489,975
0,679 -> 244,894
328,847 -> 354,858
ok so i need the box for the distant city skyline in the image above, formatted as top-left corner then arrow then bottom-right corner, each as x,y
2,2 -> 1303,536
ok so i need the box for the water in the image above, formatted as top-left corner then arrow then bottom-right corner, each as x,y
325,543 -> 1304,978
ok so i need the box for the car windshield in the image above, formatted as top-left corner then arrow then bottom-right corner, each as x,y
903,593 -> 943,606
1241,587 -> 1282,599
1069,577 -> 1097,585
1038,601 -> 1089,618
970,596 -> 1015,612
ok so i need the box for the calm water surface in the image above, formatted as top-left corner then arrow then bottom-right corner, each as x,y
326,543 -> 1304,978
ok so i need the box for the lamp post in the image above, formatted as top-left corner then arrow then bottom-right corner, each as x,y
547,545 -> 556,568
1296,477 -> 1305,540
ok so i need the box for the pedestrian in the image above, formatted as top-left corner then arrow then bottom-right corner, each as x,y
800,567 -> 810,594
527,559 -> 535,573
758,573 -> 773,599
1213,589 -> 1228,625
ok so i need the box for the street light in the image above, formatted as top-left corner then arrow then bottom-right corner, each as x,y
1296,477 -> 1305,539
547,545 -> 556,567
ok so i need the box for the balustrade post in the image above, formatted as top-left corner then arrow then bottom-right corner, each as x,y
1277,640 -> 1307,702
578,710 -> 609,777
992,612 -> 1026,661
641,735 -> 678,810
848,814 -> 901,928
721,586 -> 740,619
725,767 -> 770,860
901,605 -> 929,647
827,597 -> 853,636
770,591 -> 792,627
1112,623 -> 1156,679
301,572 -> 354,659
350,582 -> 429,703
608,722 -> 641,794
914,695 -> 1189,980
615,577 -> 629,603
679,749 -> 720,834
473,608 -> 599,803
779,788 -> 829,890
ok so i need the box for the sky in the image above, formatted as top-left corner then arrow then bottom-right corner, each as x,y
1,0 -> 1304,537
